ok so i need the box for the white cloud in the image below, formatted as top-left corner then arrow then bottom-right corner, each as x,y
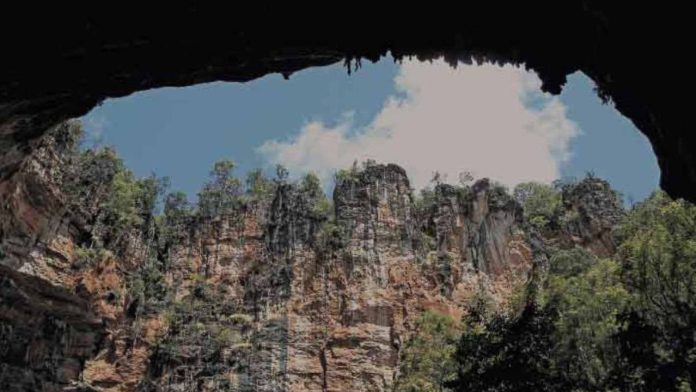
257,59 -> 580,190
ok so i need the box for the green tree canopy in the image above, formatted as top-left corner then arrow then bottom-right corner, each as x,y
513,182 -> 561,230
245,168 -> 275,202
198,159 -> 243,218
396,311 -> 461,392
613,191 -> 696,390
451,249 -> 627,391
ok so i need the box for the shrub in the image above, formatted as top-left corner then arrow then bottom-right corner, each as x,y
72,246 -> 112,269
228,313 -> 254,326
513,182 -> 561,230
395,311 -> 460,392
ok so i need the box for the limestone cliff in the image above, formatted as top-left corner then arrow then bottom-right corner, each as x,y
0,264 -> 104,392
0,131 -> 623,391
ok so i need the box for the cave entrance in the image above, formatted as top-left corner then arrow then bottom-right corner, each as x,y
0,56 -> 666,392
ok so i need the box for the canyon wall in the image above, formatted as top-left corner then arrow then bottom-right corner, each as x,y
0,129 -> 623,391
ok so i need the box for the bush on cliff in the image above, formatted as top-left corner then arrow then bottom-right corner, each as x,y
395,311 -> 461,392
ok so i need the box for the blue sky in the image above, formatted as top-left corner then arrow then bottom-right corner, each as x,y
82,56 -> 659,204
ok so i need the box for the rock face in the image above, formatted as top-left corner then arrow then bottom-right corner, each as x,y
140,164 -> 532,391
0,139 -> 625,391
556,177 -> 624,257
0,125 -> 75,274
0,264 -> 104,392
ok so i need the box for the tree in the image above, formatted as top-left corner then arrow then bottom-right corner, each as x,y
164,192 -> 191,223
300,172 -> 331,219
542,253 -> 628,390
51,119 -> 83,156
136,174 -> 169,227
300,172 -> 323,200
65,146 -> 123,212
105,170 -> 144,237
160,191 -> 193,248
275,164 -> 289,184
99,170 -> 168,248
613,191 -> 696,390
450,303 -> 557,392
513,182 -> 561,230
395,311 -> 461,392
198,159 -> 242,218
450,248 -> 627,392
245,168 -> 274,202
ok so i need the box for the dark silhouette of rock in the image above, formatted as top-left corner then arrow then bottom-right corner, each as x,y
0,3 -> 694,202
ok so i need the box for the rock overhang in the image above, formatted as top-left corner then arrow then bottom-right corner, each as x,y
1,3 -> 693,201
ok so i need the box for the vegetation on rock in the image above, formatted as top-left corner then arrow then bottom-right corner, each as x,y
446,190 -> 696,392
395,311 -> 461,392
4,122 -> 696,391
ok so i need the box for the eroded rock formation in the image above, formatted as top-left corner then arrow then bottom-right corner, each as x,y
0,130 -> 625,391
0,264 -> 104,392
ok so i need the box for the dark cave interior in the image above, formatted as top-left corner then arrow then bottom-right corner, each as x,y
1,3 -> 693,200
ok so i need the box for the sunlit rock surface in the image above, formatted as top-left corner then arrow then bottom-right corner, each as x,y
0,140 -> 627,391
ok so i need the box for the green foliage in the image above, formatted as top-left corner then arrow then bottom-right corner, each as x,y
300,172 -> 322,197
314,221 -> 346,253
158,191 -> 193,253
488,182 -> 513,210
300,172 -> 331,220
127,258 -> 169,315
228,313 -> 254,326
62,142 -> 168,250
616,192 -> 696,320
101,170 -> 168,247
613,191 -> 696,390
72,246 -> 112,269
466,286 -> 497,324
162,191 -> 192,229
414,187 -> 436,215
547,246 -> 597,277
211,160 -> 235,183
514,182 -> 561,230
335,161 -> 360,183
452,249 -> 627,391
449,191 -> 696,391
49,120 -> 83,157
106,170 -> 145,230
395,311 -> 461,392
212,326 -> 242,347
312,198 -> 332,217
198,159 -> 243,218
64,146 -> 123,212
543,255 -> 628,390
48,123 -> 696,391
334,168 -> 354,183
452,304 -> 557,392
164,191 -> 190,217
275,164 -> 289,183
245,168 -> 275,201
136,174 -> 170,223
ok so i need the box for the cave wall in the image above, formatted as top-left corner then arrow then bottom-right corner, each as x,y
1,3 -> 694,200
